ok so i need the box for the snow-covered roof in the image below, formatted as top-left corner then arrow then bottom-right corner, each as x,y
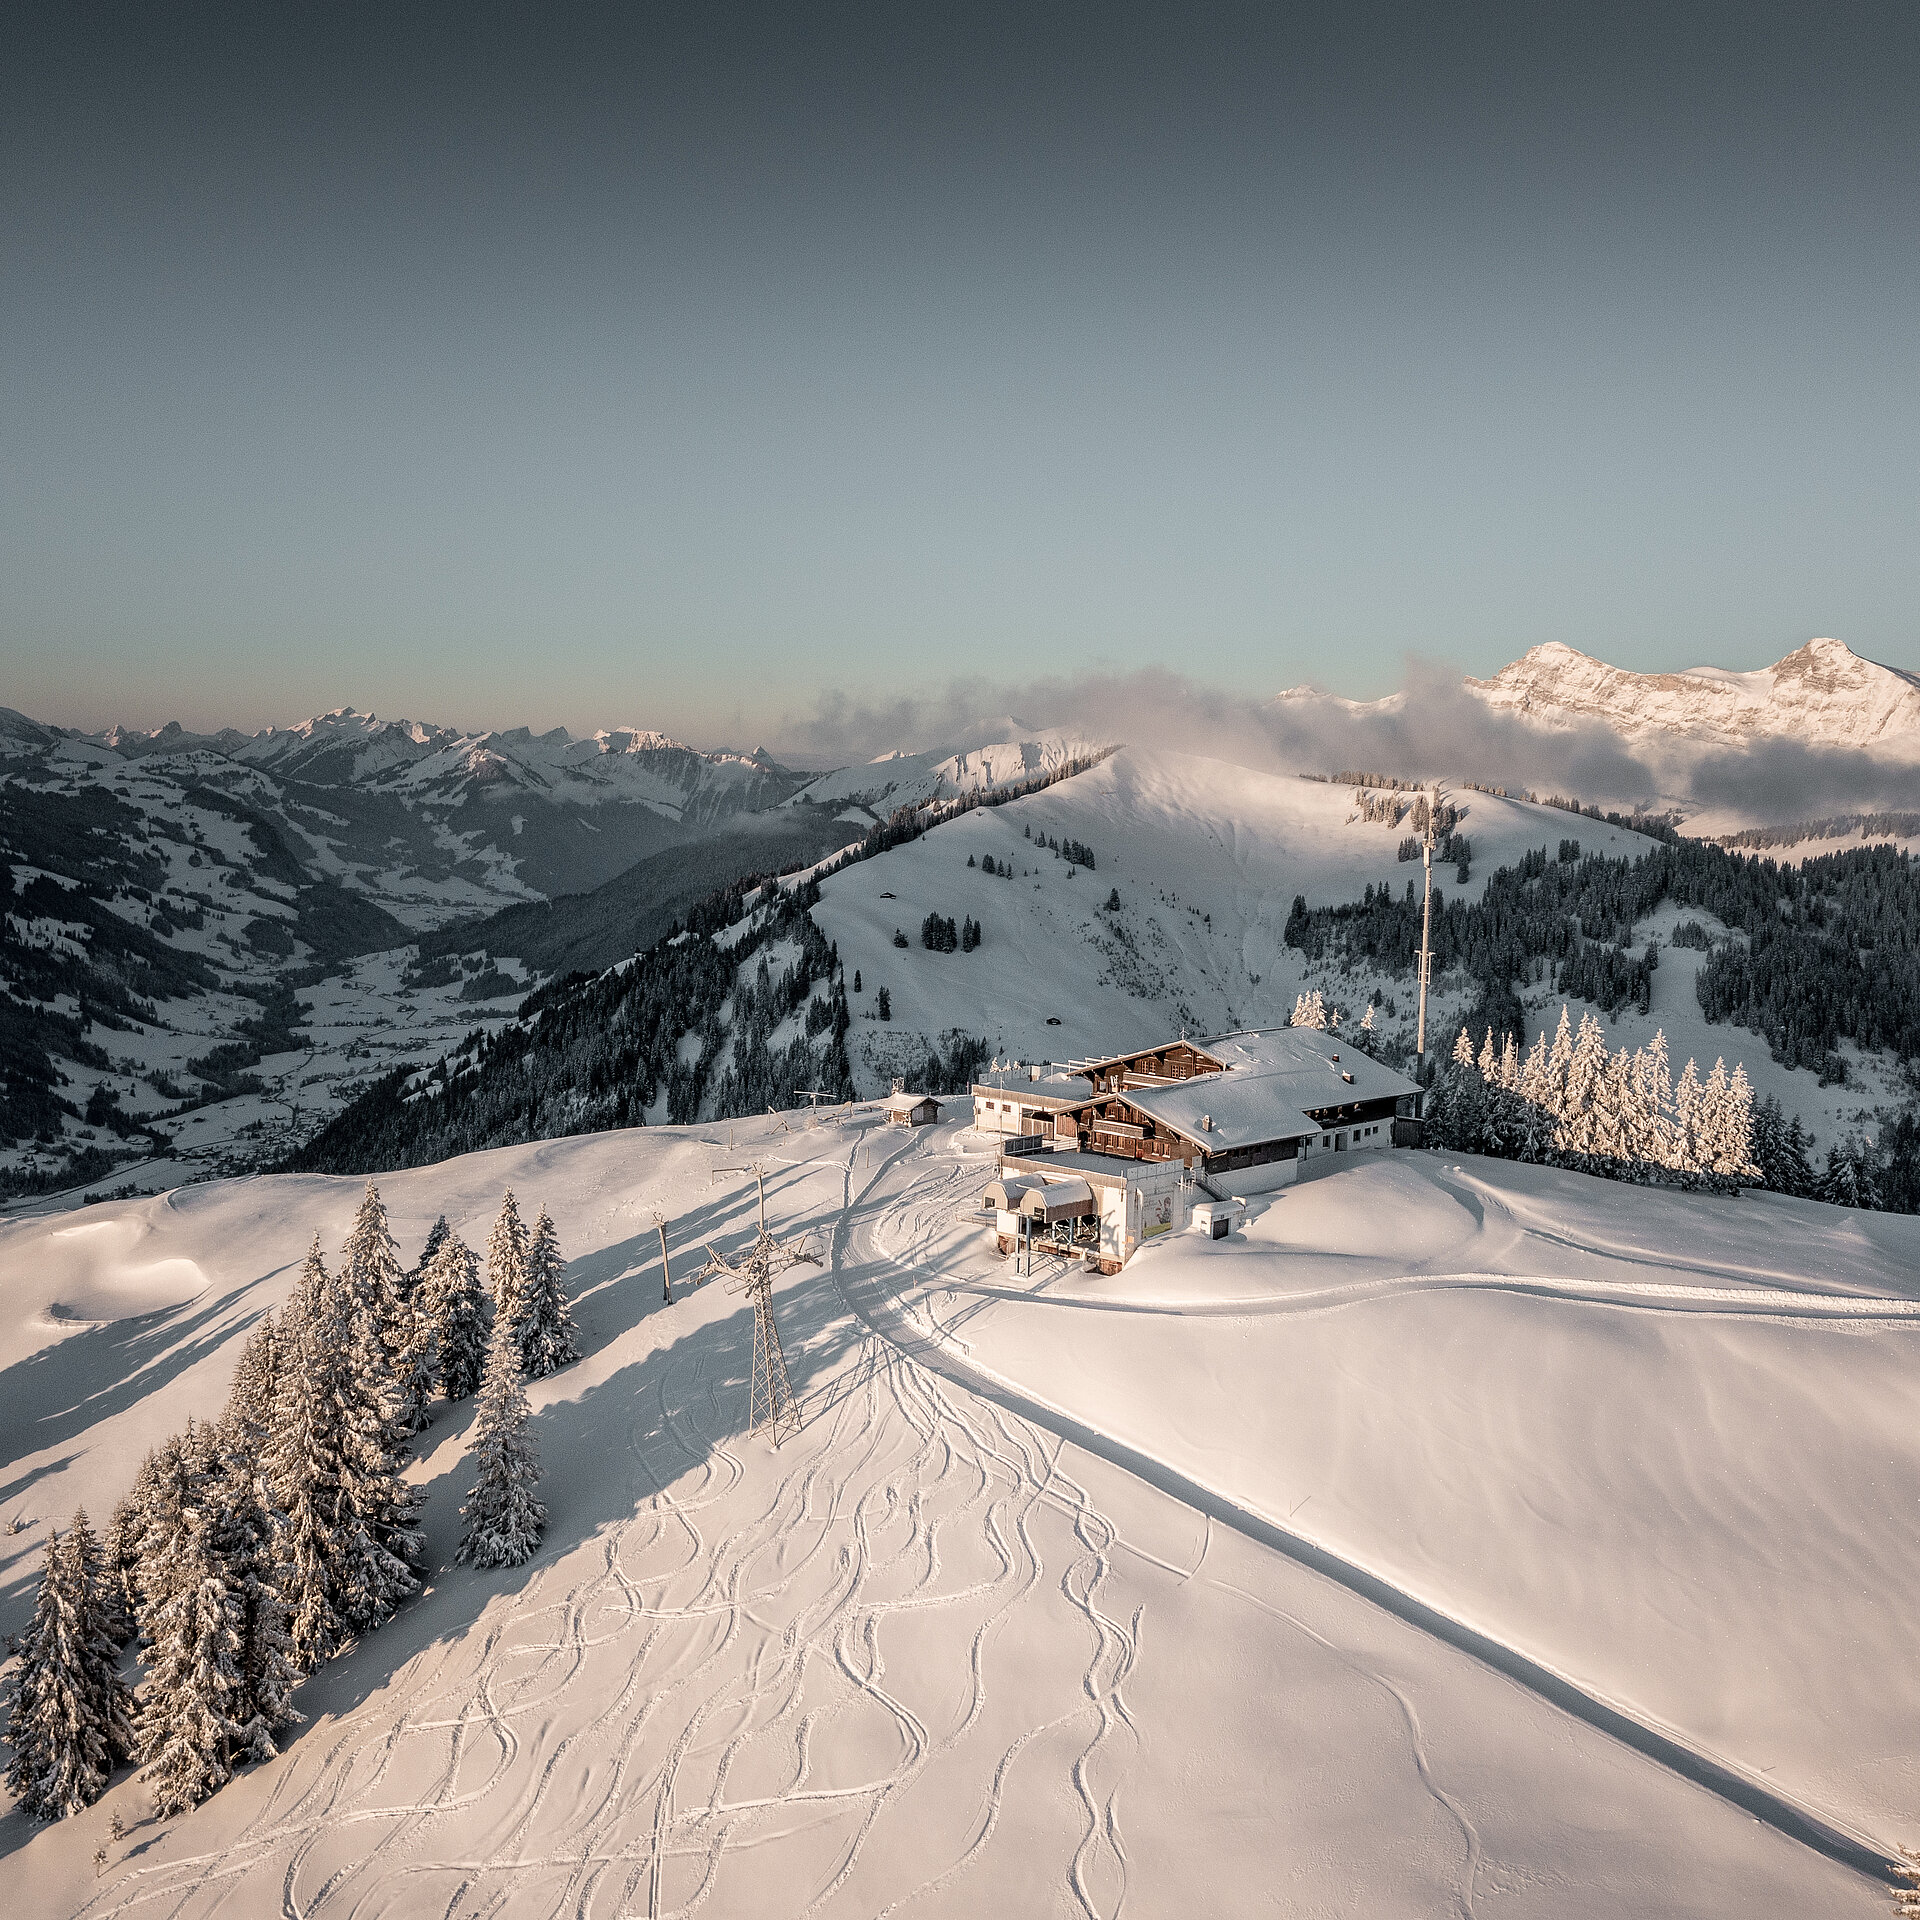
982,1173 -> 1047,1211
1021,1176 -> 1095,1222
1204,1028 -> 1420,1109
885,1090 -> 941,1115
1119,1028 -> 1417,1152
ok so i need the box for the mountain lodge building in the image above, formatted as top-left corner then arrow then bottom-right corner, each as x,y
973,1028 -> 1421,1272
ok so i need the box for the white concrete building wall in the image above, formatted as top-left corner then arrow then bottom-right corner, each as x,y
1208,1157 -> 1301,1196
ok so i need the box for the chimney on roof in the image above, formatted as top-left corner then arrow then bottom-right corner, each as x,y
1203,1115 -> 1213,1131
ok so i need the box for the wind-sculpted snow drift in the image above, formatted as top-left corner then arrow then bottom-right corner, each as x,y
1,1113 -> 1912,1915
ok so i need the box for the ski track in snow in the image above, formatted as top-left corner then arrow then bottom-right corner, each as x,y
835,1138 -> 1904,1889
80,1138 -> 1143,1920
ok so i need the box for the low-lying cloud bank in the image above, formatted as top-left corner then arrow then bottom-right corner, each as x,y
774,661 -> 1917,829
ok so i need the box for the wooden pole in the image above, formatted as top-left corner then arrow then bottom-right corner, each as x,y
654,1211 -> 673,1304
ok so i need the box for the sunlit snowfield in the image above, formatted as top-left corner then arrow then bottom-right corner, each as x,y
3,1110 -> 1915,1916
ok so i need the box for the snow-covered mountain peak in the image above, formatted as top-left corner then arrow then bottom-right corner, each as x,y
1468,636 -> 1920,757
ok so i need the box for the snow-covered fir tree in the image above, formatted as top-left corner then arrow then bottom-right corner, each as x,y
99,1495 -> 141,1648
388,1220 -> 445,1435
263,1237 -> 422,1671
131,1430 -> 198,1642
67,1509 -> 137,1769
1750,1094 -> 1818,1196
221,1311 -> 282,1470
1818,1133 -> 1883,1210
201,1434 -> 301,1767
1426,1004 -> 1757,1193
486,1191 -> 531,1356
414,1213 -> 451,1277
420,1227 -> 490,1401
4,1519 -> 134,1821
1288,989 -> 1329,1030
456,1311 -> 547,1570
139,1492 -> 251,1815
512,1206 -> 581,1380
340,1181 -> 411,1424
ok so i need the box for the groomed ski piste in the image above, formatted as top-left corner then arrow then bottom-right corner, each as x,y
4,1106 -> 1918,1916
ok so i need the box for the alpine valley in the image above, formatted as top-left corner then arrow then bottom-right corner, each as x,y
6,639 -> 1920,1920
4,639 -> 1918,1206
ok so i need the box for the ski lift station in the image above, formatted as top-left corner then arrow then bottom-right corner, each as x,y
973,1028 -> 1421,1272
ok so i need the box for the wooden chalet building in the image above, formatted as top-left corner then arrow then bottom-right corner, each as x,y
974,1028 -> 1421,1272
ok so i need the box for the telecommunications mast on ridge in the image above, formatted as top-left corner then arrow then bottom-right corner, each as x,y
1415,783 -> 1448,1095
699,1163 -> 819,1446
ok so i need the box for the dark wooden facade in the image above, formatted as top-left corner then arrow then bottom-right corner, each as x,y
1081,1040 -> 1224,1092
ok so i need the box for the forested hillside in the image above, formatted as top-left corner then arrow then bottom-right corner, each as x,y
410,809 -> 858,979
1286,837 -> 1920,1082
285,876 -> 989,1176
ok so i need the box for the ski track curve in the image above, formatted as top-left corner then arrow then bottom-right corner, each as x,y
832,1134 -> 1904,1893
81,1127 -> 1144,1920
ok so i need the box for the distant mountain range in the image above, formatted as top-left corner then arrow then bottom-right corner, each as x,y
5,640 -> 1915,1194
1270,637 -> 1920,764
1465,638 -> 1920,758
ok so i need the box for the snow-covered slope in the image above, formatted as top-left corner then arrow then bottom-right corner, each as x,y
788,723 -> 1110,821
1467,637 -> 1920,759
0,1114 -> 1905,1913
811,745 -> 1650,1078
806,745 -> 1895,1152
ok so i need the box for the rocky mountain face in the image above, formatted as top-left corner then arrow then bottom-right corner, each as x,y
1466,638 -> 1920,758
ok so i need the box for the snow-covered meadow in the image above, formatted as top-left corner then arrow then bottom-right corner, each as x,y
2,1107 -> 1913,1915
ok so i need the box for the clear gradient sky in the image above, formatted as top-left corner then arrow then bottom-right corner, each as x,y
5,2 -> 1918,748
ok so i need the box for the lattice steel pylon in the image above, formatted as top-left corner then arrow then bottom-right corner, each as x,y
699,1165 -> 820,1445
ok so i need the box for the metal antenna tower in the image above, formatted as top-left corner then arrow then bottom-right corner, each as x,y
1415,782 -> 1450,1094
698,1164 -> 820,1445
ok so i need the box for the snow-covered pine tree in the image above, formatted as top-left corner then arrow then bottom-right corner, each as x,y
421,1228 -> 490,1400
414,1214 -> 450,1278
1543,1005 -> 1575,1143
1782,1112 -> 1818,1196
1818,1134 -> 1884,1210
221,1311 -> 281,1470
139,1496 -> 249,1816
1425,1028 -> 1485,1151
5,1527 -> 121,1820
1698,1060 -> 1730,1183
263,1237 -> 421,1671
1671,1057 -> 1704,1178
1749,1094 -> 1795,1194
1630,1031 -> 1674,1172
203,1440 -> 300,1766
132,1430 -> 197,1644
1593,1043 -> 1637,1174
513,1207 -> 581,1380
1556,1014 -> 1610,1163
487,1191 -> 531,1358
455,1311 -> 547,1570
1288,989 -> 1329,1030
341,1182 -> 411,1418
1712,1063 -> 1758,1185
99,1495 -> 141,1647
1512,1027 -> 1553,1163
385,1216 -> 447,1435
67,1510 -> 137,1769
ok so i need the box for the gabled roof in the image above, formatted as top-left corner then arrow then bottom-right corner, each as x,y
1203,1028 -> 1420,1110
1117,1076 -> 1317,1151
1116,1028 -> 1417,1152
1077,1039 -> 1226,1079
884,1090 -> 941,1115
